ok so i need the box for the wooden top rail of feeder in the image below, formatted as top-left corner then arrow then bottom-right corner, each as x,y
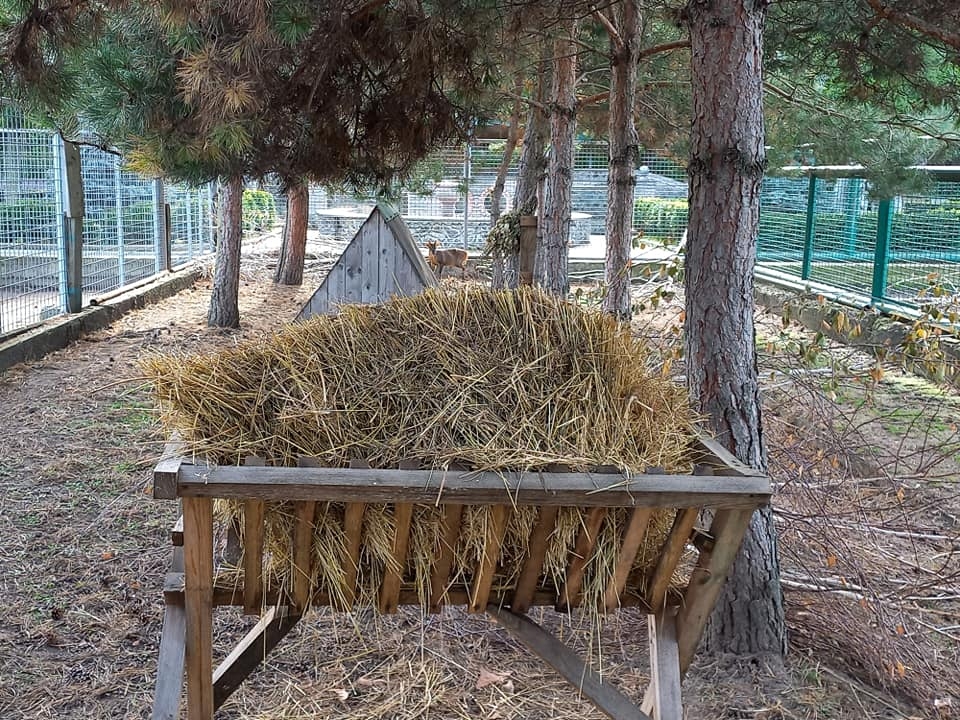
154,463 -> 770,507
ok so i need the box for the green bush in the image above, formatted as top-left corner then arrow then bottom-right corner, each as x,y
0,199 -> 59,243
242,189 -> 278,234
633,198 -> 688,242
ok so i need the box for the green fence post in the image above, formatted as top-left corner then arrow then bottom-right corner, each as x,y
842,178 -> 862,257
872,199 -> 893,303
801,175 -> 817,280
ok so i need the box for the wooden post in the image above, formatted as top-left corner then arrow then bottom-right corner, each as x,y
56,136 -> 84,313
644,610 -> 682,720
518,215 -> 537,286
183,496 -> 214,720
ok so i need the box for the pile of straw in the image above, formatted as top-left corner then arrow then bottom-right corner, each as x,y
144,285 -> 691,471
144,286 -> 695,610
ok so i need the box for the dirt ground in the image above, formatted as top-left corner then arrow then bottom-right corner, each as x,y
0,250 -> 956,719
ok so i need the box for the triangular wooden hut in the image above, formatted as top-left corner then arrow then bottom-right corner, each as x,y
297,203 -> 437,320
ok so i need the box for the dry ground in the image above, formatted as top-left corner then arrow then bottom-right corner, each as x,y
0,251 -> 956,719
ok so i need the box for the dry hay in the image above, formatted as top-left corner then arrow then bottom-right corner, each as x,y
144,285 -> 695,612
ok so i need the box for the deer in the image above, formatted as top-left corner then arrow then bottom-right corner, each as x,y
425,241 -> 469,278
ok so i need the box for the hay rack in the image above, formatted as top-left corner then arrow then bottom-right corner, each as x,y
150,432 -> 769,720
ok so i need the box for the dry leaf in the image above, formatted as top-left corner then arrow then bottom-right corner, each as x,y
332,688 -> 349,702
826,554 -> 837,568
357,677 -> 376,687
476,668 -> 509,689
101,551 -> 115,561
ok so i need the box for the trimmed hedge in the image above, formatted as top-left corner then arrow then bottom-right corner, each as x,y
0,199 -> 59,243
633,198 -> 688,242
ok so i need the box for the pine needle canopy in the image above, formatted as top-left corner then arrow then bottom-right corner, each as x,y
1,0 -> 501,188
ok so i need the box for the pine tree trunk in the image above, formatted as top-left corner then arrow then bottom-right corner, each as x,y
274,180 -> 309,286
685,0 -> 787,656
207,174 -> 243,328
537,19 -> 579,297
490,82 -> 523,290
504,46 -> 550,290
602,1 -> 641,321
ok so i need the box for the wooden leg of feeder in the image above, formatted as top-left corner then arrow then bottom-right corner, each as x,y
642,610 -> 682,720
183,496 -> 214,720
152,542 -> 185,720
676,508 -> 754,676
487,604 -> 650,720
212,606 -> 301,710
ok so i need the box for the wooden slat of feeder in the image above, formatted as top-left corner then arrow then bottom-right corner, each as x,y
183,496 -> 214,720
153,437 -> 187,500
429,503 -> 464,613
604,506 -> 654,611
557,506 -> 607,612
292,501 -> 317,611
243,456 -> 266,615
469,505 -> 510,613
292,459 -> 321,611
689,432 -> 758,478
676,508 -> 754,676
340,460 -> 370,609
175,465 -> 770,508
645,507 -> 699,612
379,503 -> 414,613
511,505 -> 559,614
643,609 -> 682,719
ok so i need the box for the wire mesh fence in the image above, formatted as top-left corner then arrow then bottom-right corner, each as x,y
1,105 -> 213,335
0,127 -> 63,333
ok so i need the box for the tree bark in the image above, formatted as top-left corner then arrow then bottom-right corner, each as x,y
503,45 -> 551,290
601,1 -> 641,321
684,0 -> 787,656
536,19 -> 579,298
274,180 -> 309,286
207,174 -> 243,328
490,79 -> 524,290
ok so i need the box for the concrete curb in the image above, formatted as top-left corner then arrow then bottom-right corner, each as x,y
0,266 -> 201,372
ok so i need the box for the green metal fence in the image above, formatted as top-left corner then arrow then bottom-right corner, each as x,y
757,168 -> 960,314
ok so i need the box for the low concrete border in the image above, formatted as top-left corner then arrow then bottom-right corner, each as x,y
0,266 -> 200,372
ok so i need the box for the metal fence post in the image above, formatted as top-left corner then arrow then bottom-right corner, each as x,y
154,179 -> 169,271
114,159 -> 126,286
55,135 -> 84,313
801,175 -> 817,280
872,199 -> 893,303
462,141 -> 471,250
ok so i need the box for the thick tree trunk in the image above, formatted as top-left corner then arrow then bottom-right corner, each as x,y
207,174 -> 243,328
503,46 -> 550,290
685,0 -> 786,656
537,19 -> 579,297
602,1 -> 641,321
274,180 -> 309,286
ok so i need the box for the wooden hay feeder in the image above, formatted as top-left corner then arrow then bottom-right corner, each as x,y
151,435 -> 770,720
297,202 -> 437,320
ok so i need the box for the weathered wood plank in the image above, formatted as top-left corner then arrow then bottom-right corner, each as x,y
242,456 -> 266,615
341,220 -> 365,305
211,606 -> 301,711
557,506 -> 607,612
342,502 -> 365,609
360,211 -> 381,304
487,605 -> 650,720
154,438 -> 188,499
469,505 -> 509,613
152,600 -> 186,719
675,508 -> 754,676
171,515 -> 184,547
183,496 -> 214,720
379,503 -> 414,613
604,506 -> 654,611
688,431 -> 759,478
175,466 -> 770,508
646,610 -> 682,720
645,508 -> 700,612
511,505 -> 559,614
292,501 -> 316,611
428,503 -> 464,612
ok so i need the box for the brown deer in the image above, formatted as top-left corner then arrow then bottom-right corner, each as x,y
425,241 -> 469,278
